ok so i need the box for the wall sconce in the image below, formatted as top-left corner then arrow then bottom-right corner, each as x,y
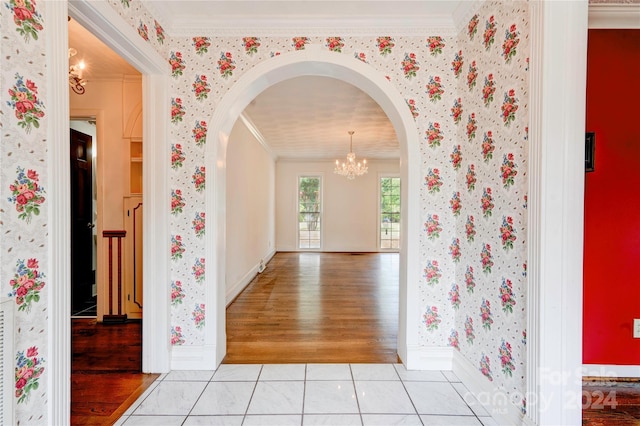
69,47 -> 87,95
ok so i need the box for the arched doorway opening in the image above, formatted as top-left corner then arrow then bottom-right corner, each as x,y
205,46 -> 421,366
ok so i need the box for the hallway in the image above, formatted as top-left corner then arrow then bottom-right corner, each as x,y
225,252 -> 400,364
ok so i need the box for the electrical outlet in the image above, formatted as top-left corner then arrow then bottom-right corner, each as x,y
634,319 -> 640,339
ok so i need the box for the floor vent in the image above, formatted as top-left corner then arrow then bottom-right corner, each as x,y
0,297 -> 15,425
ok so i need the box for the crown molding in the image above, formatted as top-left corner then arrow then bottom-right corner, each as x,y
123,74 -> 143,82
84,74 -> 142,83
239,112 -> 278,160
588,3 -> 640,29
163,19 -> 458,37
141,0 -> 459,37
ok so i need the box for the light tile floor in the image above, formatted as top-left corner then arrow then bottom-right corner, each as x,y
116,364 -> 499,426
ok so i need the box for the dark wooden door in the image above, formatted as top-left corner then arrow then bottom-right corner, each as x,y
70,128 -> 94,315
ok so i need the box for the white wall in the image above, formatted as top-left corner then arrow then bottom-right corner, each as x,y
70,77 -> 142,319
276,159 -> 400,252
225,120 -> 276,303
70,79 -> 141,229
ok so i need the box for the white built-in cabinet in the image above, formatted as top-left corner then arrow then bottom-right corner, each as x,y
123,195 -> 142,319
123,135 -> 142,319
129,137 -> 142,194
122,100 -> 142,319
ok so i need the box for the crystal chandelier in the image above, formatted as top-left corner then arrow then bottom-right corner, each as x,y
334,130 -> 368,180
68,48 -> 87,95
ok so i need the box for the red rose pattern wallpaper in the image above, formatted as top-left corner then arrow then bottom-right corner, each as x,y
113,0 -> 531,413
2,0 -> 49,419
0,0 -> 530,421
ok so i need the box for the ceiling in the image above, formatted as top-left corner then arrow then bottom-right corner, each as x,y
243,77 -> 398,160
68,18 -> 140,79
68,1 -> 475,160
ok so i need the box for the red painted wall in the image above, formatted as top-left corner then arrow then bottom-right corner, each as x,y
583,29 -> 640,365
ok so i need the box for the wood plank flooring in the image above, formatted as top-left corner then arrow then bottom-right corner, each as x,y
583,379 -> 640,425
71,319 -> 158,425
224,252 -> 400,364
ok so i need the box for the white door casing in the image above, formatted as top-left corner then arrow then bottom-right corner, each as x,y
48,1 -> 170,424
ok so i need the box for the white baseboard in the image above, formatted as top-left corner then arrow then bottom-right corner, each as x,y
583,364 -> 640,378
265,249 -> 276,263
405,346 -> 453,370
171,344 -> 218,370
452,351 -> 525,425
274,248 -> 397,253
226,249 -> 276,306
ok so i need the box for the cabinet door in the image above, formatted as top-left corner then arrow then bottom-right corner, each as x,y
124,196 -> 143,318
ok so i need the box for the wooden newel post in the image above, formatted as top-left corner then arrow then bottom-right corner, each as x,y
102,230 -> 128,323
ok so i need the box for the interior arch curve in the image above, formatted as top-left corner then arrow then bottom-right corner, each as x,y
205,46 -> 421,366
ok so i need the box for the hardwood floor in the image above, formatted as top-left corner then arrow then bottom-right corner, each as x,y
225,252 -> 400,364
70,252 -> 639,425
583,379 -> 640,425
71,319 -> 158,425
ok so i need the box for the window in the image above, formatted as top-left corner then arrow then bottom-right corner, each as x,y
298,176 -> 321,249
380,176 -> 400,249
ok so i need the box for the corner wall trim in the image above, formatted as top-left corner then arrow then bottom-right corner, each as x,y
47,1 -> 72,424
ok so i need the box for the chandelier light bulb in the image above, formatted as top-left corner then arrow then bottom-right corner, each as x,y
68,46 -> 87,95
334,130 -> 368,180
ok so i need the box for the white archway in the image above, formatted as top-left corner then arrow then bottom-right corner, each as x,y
204,46 -> 421,366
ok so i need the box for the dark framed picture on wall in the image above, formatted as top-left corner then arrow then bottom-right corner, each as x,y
585,132 -> 595,172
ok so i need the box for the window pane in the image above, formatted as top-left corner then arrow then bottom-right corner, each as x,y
299,176 -> 321,249
380,177 -> 400,249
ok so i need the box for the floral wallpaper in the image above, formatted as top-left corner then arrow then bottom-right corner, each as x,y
107,0 -> 530,412
0,0 -> 167,422
106,0 -> 168,58
2,0 -> 49,421
0,0 -> 530,421
453,4 -> 529,412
